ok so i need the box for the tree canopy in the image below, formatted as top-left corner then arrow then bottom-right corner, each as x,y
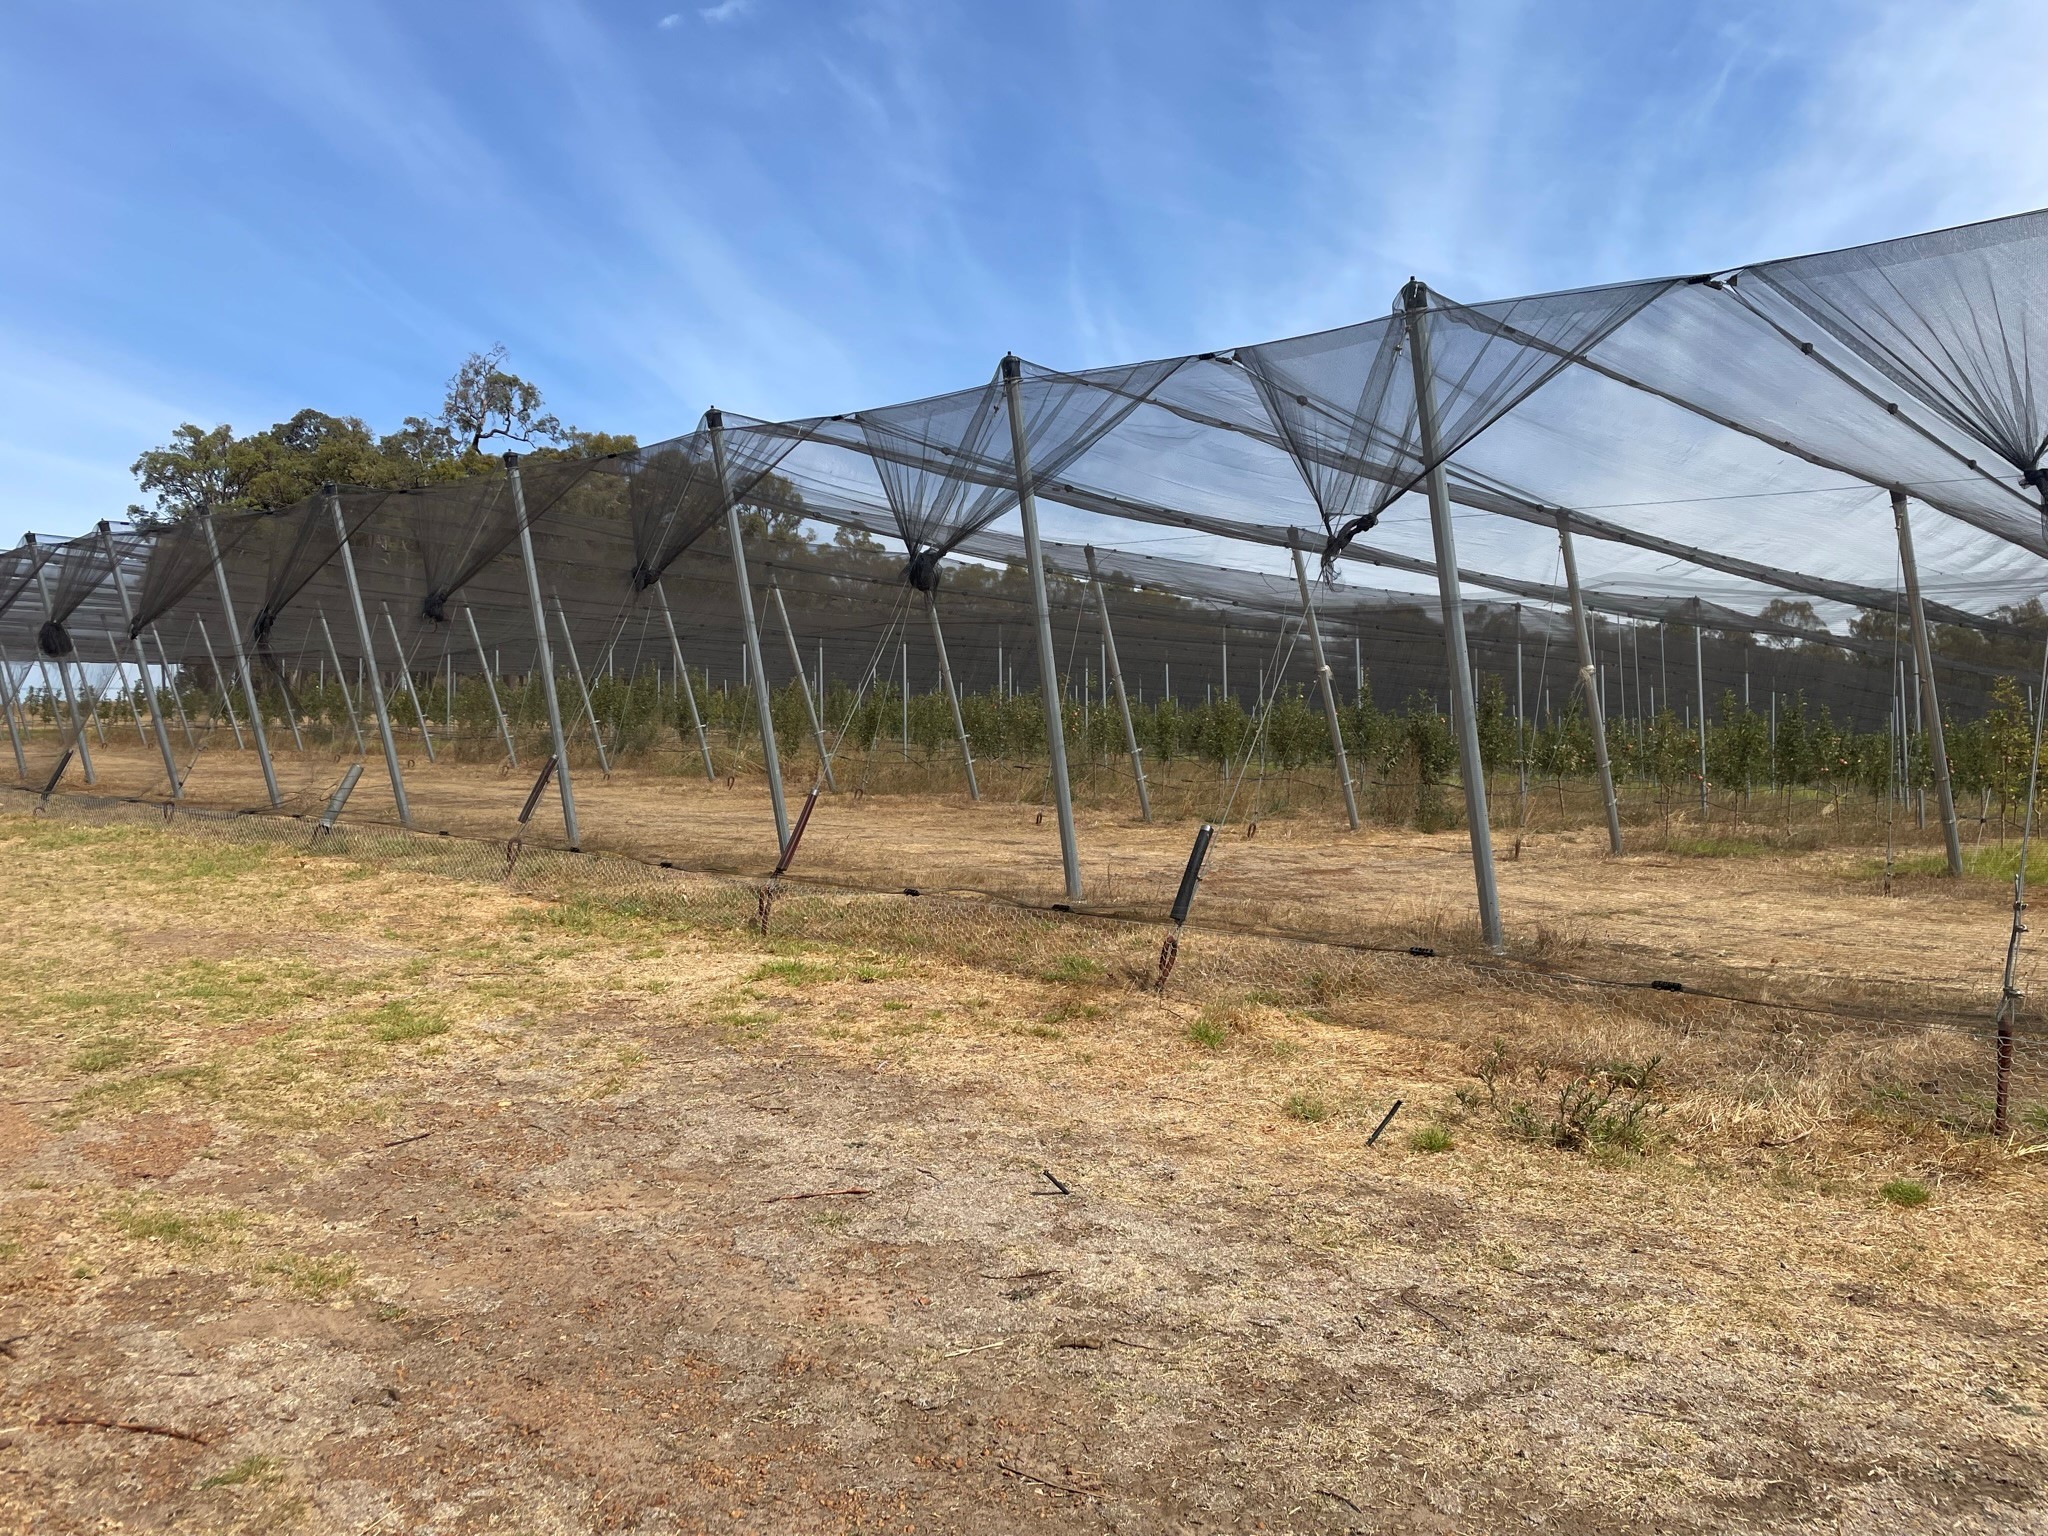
126,348 -> 635,525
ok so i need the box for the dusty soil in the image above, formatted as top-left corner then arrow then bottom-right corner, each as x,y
0,811 -> 2043,1533
32,731 -> 2036,1018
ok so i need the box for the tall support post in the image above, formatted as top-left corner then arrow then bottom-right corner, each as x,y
1001,354 -> 1083,901
1514,604 -> 1529,822
101,524 -> 178,798
706,410 -> 787,848
1404,285 -> 1502,949
652,581 -> 715,781
380,607 -> 437,764
1694,622 -> 1709,816
151,630 -> 196,748
768,583 -> 835,790
923,590 -> 980,801
1085,546 -> 1150,822
0,646 -> 27,777
199,514 -> 281,807
326,488 -> 411,828
549,595 -> 610,775
1285,533 -> 1355,831
25,536 -> 96,784
1893,490 -> 1964,875
1555,513 -> 1622,855
503,457 -> 577,846
464,607 -> 517,768
316,609 -> 366,754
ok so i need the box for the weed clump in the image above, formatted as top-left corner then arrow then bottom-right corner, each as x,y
1501,1056 -> 1663,1153
1283,1092 -> 1331,1124
1880,1177 -> 1931,1208
1410,1125 -> 1454,1153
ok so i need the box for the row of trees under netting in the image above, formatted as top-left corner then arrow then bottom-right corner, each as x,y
20,657 -> 2048,829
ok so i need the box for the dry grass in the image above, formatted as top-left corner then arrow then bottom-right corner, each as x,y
0,804 -> 2043,1531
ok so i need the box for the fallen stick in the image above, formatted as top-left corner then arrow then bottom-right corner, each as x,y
1314,1488 -> 1364,1514
38,1414 -> 208,1445
997,1461 -> 1101,1498
380,1130 -> 435,1149
764,1187 -> 871,1202
941,1339 -> 1007,1359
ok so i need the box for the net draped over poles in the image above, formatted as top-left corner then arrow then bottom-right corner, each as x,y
2,205 -> 2047,844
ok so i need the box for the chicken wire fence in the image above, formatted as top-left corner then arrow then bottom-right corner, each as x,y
8,781 -> 2041,1142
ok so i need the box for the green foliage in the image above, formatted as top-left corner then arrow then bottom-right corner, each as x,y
1502,1057 -> 1661,1153
1409,1124 -> 1455,1153
1879,1177 -> 1931,1208
1282,1091 -> 1331,1124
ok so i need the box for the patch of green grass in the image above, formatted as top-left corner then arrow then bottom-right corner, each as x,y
198,1454 -> 280,1490
1042,955 -> 1103,985
104,1200 -> 245,1249
881,1000 -> 911,1013
1186,1012 -> 1230,1051
1666,836 -> 1780,860
1409,1125 -> 1455,1153
368,1003 -> 450,1044
1016,1023 -> 1065,1041
1283,1092 -> 1331,1124
1880,1177 -> 1931,1208
70,1034 -> 153,1074
748,958 -> 835,987
809,1209 -> 853,1232
259,1254 -> 357,1300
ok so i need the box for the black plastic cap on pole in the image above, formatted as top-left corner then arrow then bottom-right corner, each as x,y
1401,278 -> 1429,312
502,450 -> 519,468
703,408 -> 723,432
96,519 -> 110,535
1001,354 -> 1022,383
322,480 -> 337,495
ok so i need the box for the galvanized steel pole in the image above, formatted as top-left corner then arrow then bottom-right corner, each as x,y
1287,531 -> 1357,831
1892,490 -> 1963,874
326,489 -> 411,827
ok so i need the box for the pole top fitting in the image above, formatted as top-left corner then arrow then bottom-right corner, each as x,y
1000,354 -> 1022,382
21,531 -> 35,546
323,480 -> 338,496
96,518 -> 111,534
502,450 -> 520,468
1400,278 -> 1430,312
703,408 -> 724,432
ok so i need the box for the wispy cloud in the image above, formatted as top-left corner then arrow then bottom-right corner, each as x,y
657,13 -> 682,28
699,0 -> 751,22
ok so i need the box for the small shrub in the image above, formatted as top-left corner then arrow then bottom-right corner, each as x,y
1410,1125 -> 1454,1153
1283,1092 -> 1331,1124
749,958 -> 834,986
1880,1178 -> 1931,1208
1502,1056 -> 1662,1153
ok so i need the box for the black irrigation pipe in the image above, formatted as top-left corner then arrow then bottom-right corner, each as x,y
5,780 -> 2019,1040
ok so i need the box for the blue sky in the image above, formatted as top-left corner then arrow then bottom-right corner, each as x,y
3,0 -> 2044,543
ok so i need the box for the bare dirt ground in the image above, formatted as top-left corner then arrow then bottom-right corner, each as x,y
0,810 -> 2043,1533
43,732 -> 2037,1017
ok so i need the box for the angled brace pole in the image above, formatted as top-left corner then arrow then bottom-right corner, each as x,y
193,616 -> 243,748
316,608 -> 366,754
200,513 -> 281,807
1002,355 -> 1083,901
1404,283 -> 1502,951
327,487 -> 411,827
768,582 -> 835,790
25,535 -> 96,784
1893,490 -> 1963,875
549,594 -> 609,775
505,455 -> 579,847
1286,531 -> 1357,831
653,580 -> 715,781
1555,511 -> 1622,855
102,632 -> 150,745
150,629 -> 196,748
464,606 -> 517,768
380,606 -> 436,763
924,588 -> 980,801
708,409 -> 789,848
0,646 -> 27,777
1086,545 -> 1151,822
